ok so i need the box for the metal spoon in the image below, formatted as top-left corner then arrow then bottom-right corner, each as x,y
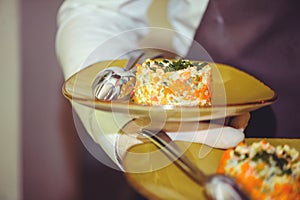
93,51 -> 144,101
140,129 -> 249,200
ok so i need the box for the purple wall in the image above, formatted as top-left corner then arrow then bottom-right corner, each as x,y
21,0 -> 143,199
21,0 -> 80,199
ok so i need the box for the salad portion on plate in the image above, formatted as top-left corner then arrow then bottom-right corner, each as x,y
62,57 -> 276,122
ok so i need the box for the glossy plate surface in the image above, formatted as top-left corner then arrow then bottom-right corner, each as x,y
62,60 -> 276,121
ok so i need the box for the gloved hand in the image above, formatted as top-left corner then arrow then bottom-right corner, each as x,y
116,112 -> 251,162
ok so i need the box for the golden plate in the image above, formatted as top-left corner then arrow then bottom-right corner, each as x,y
123,139 -> 300,200
62,60 -> 276,121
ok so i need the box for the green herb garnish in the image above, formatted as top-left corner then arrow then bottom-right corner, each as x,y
197,62 -> 209,70
161,59 -> 194,72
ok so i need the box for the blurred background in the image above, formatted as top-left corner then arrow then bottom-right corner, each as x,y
0,0 -> 169,199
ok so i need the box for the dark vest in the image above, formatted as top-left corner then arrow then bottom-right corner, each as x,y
187,0 -> 300,138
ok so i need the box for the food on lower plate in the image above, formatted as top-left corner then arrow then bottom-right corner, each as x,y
132,59 -> 212,106
218,141 -> 300,200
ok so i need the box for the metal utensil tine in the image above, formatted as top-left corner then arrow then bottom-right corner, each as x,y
98,82 -> 114,100
94,82 -> 104,98
106,85 -> 120,101
94,81 -> 110,100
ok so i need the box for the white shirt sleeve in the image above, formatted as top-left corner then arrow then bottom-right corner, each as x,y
167,0 -> 209,57
56,0 -> 152,79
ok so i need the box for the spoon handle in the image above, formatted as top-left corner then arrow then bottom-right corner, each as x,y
141,128 -> 208,186
125,51 -> 145,71
125,51 -> 165,71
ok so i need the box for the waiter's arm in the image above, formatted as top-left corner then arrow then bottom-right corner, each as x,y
56,0 -> 152,79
